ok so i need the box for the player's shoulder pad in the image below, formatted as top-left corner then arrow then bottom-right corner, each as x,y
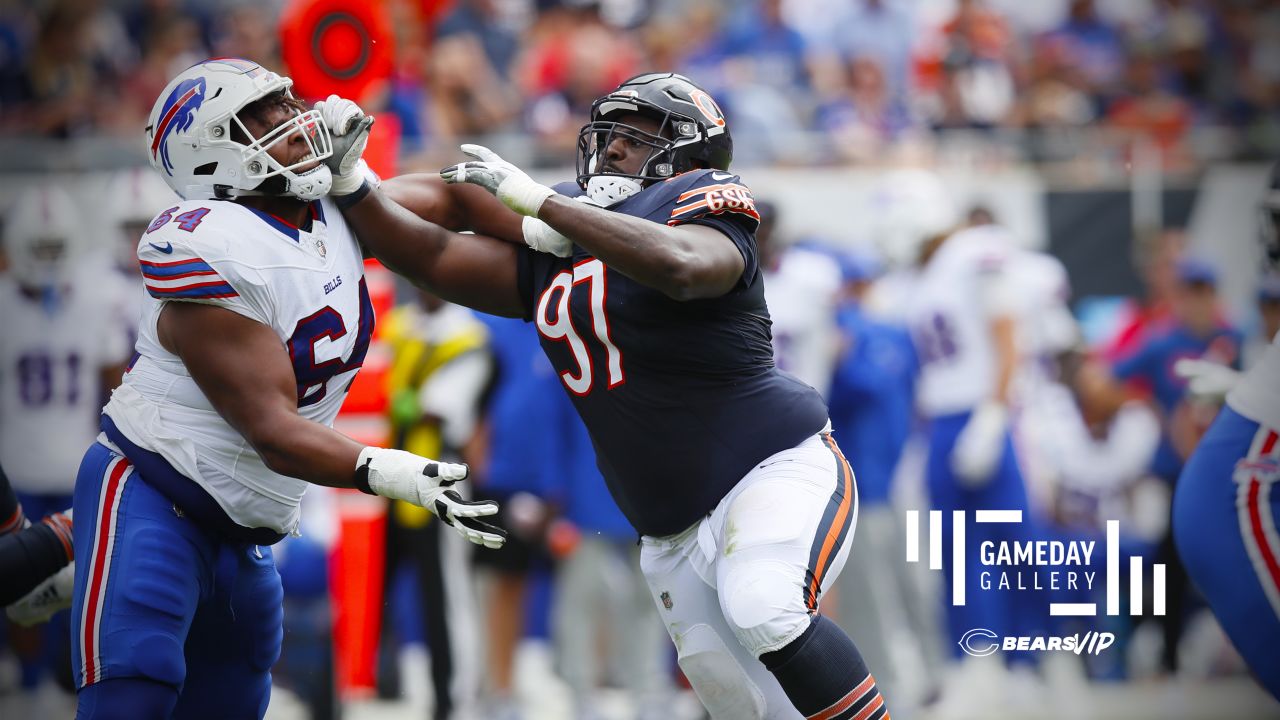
136,200 -> 252,302
551,180 -> 586,199
657,169 -> 760,229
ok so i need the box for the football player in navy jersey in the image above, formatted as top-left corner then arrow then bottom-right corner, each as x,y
322,72 -> 887,720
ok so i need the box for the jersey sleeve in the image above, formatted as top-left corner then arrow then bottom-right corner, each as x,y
662,172 -> 762,284
137,206 -> 274,326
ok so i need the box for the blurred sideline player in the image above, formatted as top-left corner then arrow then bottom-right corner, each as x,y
548,386 -> 671,720
1110,256 -> 1243,674
885,170 -> 1036,702
70,58 -> 505,720
1,184 -> 131,697
1174,164 -> 1280,701
321,72 -> 888,719
825,252 -> 943,709
472,313 -> 563,720
756,202 -> 843,398
101,168 -> 179,342
1245,273 -> 1280,367
379,289 -> 490,720
1,462 -> 75,623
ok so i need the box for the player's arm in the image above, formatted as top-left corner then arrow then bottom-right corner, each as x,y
0,510 -> 72,607
159,301 -> 365,487
438,147 -> 743,300
538,195 -> 744,300
341,181 -> 525,318
376,172 -> 526,242
156,302 -> 505,546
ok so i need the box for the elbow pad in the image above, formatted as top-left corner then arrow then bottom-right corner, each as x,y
521,216 -> 573,257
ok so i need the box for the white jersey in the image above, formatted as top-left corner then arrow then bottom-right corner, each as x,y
1228,330 -> 1280,430
103,197 -> 369,534
0,260 -> 132,495
764,246 -> 843,397
906,225 -> 1016,418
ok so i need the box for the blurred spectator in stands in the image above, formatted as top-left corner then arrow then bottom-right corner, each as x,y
1104,44 -> 1194,166
549,390 -> 670,720
112,12 -> 204,136
820,0 -> 916,102
814,56 -> 921,162
933,0 -> 1019,128
719,0 -> 808,91
1110,257 -> 1243,675
212,4 -> 282,76
436,0 -> 521,79
122,0 -> 211,62
522,2 -> 642,154
1247,273 -> 1280,366
1014,36 -> 1096,129
1042,0 -> 1125,107
426,31 -> 520,140
1143,0 -> 1213,107
20,3 -> 97,137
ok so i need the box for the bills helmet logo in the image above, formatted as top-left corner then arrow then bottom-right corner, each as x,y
150,77 -> 207,176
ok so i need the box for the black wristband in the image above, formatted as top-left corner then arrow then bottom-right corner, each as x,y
353,458 -> 377,496
334,179 -> 371,211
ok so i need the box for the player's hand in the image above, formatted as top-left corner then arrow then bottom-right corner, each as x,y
6,563 -> 74,627
440,144 -> 555,218
355,447 -> 506,548
951,401 -> 1008,488
314,94 -> 374,196
1174,358 -> 1241,402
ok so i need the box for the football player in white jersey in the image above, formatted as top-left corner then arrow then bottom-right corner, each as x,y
102,167 -> 180,342
1173,163 -> 1280,701
0,183 -> 131,700
68,58 -> 504,720
888,172 -> 1038,704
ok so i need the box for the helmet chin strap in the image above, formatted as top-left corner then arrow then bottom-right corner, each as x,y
223,164 -> 333,202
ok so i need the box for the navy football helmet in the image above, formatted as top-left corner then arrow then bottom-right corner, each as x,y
575,73 -> 732,202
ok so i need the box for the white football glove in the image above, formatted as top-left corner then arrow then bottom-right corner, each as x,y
356,447 -> 506,548
951,401 -> 1008,488
1174,358 -> 1241,402
440,144 -> 555,217
314,94 -> 374,196
7,562 -> 74,627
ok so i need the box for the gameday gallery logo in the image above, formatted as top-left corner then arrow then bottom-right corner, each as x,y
906,510 -> 1164,656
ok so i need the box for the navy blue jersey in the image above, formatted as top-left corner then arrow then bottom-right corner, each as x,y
516,169 -> 829,536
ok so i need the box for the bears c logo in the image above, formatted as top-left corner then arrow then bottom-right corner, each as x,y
150,77 -> 207,176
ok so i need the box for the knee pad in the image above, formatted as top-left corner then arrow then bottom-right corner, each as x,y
675,623 -> 767,720
720,561 -> 810,657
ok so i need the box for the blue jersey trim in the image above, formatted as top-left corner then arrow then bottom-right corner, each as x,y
100,414 -> 286,546
242,205 -> 301,242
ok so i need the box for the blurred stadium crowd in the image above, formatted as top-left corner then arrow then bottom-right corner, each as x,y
2,2 -> 1280,720
3,0 -> 1280,165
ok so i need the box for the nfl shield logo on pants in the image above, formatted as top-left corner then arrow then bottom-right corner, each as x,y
660,591 -> 673,610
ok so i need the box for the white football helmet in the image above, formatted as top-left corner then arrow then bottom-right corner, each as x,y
105,167 -> 179,268
144,58 -> 333,201
4,184 -> 83,290
869,169 -> 958,268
